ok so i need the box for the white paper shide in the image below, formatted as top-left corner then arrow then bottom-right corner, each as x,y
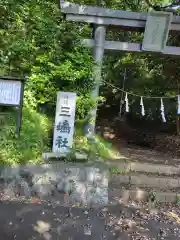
52,92 -> 76,153
0,80 -> 21,105
178,95 -> 180,115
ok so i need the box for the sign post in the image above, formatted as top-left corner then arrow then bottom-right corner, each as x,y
52,92 -> 76,153
142,11 -> 173,52
0,76 -> 25,137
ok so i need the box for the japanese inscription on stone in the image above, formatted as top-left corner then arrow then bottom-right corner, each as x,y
0,80 -> 22,105
142,11 -> 172,52
52,92 -> 76,153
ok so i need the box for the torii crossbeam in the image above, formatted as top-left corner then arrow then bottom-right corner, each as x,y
59,0 -> 180,134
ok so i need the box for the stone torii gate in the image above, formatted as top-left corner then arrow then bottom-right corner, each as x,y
59,0 -> 180,135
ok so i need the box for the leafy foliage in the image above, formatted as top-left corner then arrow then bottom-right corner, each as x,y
74,122 -> 120,160
0,0 -> 94,118
0,107 -> 51,165
1,0 -> 180,164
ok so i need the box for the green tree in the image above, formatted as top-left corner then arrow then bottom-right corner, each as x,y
0,0 -> 94,119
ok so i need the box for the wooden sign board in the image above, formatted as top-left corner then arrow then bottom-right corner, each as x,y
0,80 -> 22,106
0,77 -> 24,137
142,11 -> 173,52
52,92 -> 76,153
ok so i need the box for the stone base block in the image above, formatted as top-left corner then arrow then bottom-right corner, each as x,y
0,162 -> 109,206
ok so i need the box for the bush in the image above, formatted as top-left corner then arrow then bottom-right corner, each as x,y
0,107 -> 51,165
74,120 -> 120,160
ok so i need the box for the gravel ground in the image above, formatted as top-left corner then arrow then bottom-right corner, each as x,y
0,198 -> 180,240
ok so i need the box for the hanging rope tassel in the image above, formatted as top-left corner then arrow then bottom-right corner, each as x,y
140,97 -> 145,116
178,95 -> 180,115
160,98 -> 166,122
125,92 -> 129,112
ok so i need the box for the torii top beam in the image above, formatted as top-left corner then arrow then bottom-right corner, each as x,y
60,1 -> 180,31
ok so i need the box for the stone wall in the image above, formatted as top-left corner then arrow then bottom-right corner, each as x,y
0,162 -> 109,206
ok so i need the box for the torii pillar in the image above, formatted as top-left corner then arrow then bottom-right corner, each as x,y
88,25 -> 105,136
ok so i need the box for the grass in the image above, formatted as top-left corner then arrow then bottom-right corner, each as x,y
110,167 -> 124,173
0,111 -> 120,165
0,107 -> 51,166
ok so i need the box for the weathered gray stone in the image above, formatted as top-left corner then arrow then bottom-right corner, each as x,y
0,162 -> 109,206
3,181 -> 17,197
0,167 -> 20,180
18,179 -> 31,197
164,192 -> 177,202
4,177 -> 31,197
111,174 -> 130,184
32,175 -> 55,197
110,188 -> 178,203
86,167 -> 99,183
69,182 -> 87,205
86,185 -> 108,205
